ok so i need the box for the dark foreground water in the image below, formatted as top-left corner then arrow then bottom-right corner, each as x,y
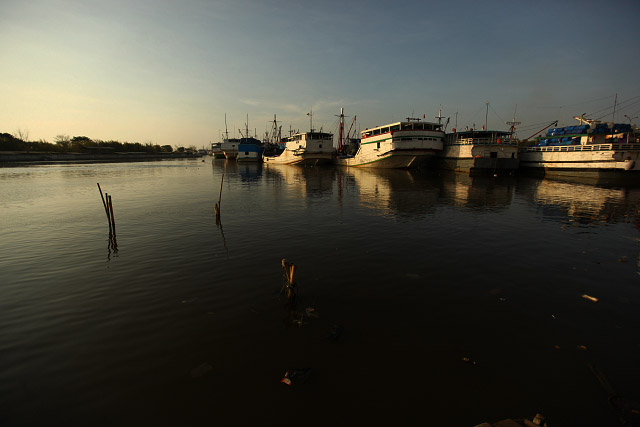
1,158 -> 639,426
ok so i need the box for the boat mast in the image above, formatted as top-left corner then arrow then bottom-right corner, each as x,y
612,93 -> 618,124
224,113 -> 229,141
336,108 -> 345,153
308,109 -> 313,132
485,102 -> 489,130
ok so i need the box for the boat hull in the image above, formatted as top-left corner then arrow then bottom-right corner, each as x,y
335,149 -> 439,169
263,151 -> 333,166
519,144 -> 640,183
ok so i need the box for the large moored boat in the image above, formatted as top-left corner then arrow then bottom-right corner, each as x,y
334,118 -> 444,169
519,116 -> 640,180
263,131 -> 334,166
441,129 -> 519,174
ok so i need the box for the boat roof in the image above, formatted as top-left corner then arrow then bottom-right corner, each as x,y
368,120 -> 442,130
448,130 -> 512,137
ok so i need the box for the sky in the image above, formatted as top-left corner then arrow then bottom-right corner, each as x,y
1,0 -> 640,147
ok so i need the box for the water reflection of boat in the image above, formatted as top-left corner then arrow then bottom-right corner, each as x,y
335,118 -> 444,169
438,171 -> 515,209
340,167 -> 440,216
441,130 -> 519,174
237,162 -> 262,182
264,163 -> 335,197
525,178 -> 640,225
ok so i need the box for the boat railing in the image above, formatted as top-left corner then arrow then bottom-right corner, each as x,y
452,137 -> 517,146
521,143 -> 640,152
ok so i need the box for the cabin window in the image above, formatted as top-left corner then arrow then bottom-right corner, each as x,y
490,152 -> 497,158
376,142 -> 380,149
319,144 -> 322,148
391,125 -> 400,131
511,153 -> 515,158
245,152 -> 249,155
402,123 -> 412,130
364,131 -> 373,138
373,129 -> 380,135
381,127 -> 389,133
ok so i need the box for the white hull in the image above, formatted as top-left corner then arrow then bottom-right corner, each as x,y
335,149 -> 439,168
519,144 -> 640,173
263,150 -> 333,165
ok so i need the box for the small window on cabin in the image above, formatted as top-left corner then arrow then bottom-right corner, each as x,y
425,124 -> 433,130
391,125 -> 400,131
373,129 -> 380,135
364,131 -> 372,137
381,127 -> 389,133
245,152 -> 249,155
402,123 -> 412,130
376,142 -> 380,149
319,144 -> 322,148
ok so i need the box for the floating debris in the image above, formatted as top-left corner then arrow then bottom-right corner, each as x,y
551,314 -> 557,320
280,368 -> 312,386
582,294 -> 599,303
577,345 -> 588,351
280,259 -> 297,300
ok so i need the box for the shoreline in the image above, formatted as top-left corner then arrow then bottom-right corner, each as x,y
0,151 -> 203,166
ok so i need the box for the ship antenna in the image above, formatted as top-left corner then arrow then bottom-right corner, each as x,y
506,105 -> 521,138
224,113 -> 229,140
435,106 -> 444,125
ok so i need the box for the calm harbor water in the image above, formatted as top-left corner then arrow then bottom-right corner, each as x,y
1,158 -> 639,426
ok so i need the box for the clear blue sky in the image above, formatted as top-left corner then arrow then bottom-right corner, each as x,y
2,0 -> 639,147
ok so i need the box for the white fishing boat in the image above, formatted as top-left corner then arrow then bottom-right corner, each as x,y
221,138 -> 240,160
519,116 -> 640,180
441,130 -> 519,174
334,117 -> 444,169
262,131 -> 334,165
263,112 -> 334,166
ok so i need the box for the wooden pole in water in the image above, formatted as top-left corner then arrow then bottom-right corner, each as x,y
107,194 -> 116,237
97,183 -> 112,233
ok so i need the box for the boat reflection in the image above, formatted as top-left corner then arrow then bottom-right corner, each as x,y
264,164 -> 336,198
338,167 -> 440,217
438,171 -> 516,211
524,178 -> 640,227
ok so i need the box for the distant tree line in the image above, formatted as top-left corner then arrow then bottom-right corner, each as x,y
0,132 -> 176,153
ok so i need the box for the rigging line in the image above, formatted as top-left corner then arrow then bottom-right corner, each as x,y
585,94 -> 640,117
594,99 -> 640,121
534,94 -> 616,109
488,103 -> 505,124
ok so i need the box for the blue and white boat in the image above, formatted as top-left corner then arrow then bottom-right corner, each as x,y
237,137 -> 264,162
